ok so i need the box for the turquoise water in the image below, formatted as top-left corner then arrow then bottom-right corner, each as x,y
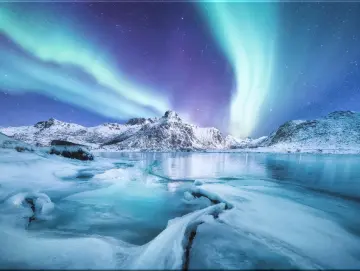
1,150 -> 360,269
102,152 -> 360,199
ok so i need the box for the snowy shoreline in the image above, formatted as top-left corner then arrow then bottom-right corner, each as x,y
92,147 -> 360,155
2,110 -> 360,155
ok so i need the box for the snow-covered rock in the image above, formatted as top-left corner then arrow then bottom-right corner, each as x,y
246,111 -> 360,153
48,140 -> 94,161
0,132 -> 34,152
0,111 -> 226,151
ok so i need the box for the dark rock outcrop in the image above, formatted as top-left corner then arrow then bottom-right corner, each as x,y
50,140 -> 85,146
126,118 -> 147,125
49,147 -> 94,161
24,197 -> 36,226
163,110 -> 181,121
48,140 -> 94,161
34,118 -> 56,129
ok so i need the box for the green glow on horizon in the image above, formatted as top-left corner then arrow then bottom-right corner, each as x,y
198,2 -> 278,137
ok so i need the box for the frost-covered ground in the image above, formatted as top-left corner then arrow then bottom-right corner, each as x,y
1,150 -> 360,269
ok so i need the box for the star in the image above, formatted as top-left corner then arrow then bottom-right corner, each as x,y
1,1 -> 360,138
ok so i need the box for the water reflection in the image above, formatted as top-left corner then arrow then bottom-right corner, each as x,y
100,152 -> 360,199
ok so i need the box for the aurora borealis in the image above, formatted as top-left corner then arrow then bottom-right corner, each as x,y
1,2 -> 360,138
197,2 -> 278,137
0,3 -> 169,120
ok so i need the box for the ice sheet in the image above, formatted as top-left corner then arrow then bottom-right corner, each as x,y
1,149 -> 360,269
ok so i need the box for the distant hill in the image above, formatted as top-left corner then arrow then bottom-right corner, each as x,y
229,111 -> 360,154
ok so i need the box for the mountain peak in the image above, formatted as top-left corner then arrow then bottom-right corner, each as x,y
34,118 -> 59,129
163,110 -> 181,122
327,110 -> 356,118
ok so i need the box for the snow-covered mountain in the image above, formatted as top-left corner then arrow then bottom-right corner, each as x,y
2,110 -> 360,153
238,111 -> 360,153
224,135 -> 268,149
102,111 -> 224,151
0,118 -> 127,148
0,111 -> 226,151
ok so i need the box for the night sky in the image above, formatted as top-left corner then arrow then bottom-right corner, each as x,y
0,1 -> 359,138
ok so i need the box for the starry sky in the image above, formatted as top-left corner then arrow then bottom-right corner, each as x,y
0,1 -> 359,138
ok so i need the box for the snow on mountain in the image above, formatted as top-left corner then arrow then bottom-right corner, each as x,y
0,118 -> 136,148
245,111 -> 360,153
0,111 -> 226,151
2,110 -> 360,153
247,136 -> 268,148
101,111 -> 225,151
224,135 -> 250,149
224,135 -> 268,149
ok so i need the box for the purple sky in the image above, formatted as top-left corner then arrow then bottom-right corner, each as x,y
1,2 -> 360,137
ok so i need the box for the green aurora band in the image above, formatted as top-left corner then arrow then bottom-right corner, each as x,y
198,2 -> 278,137
0,4 -> 169,119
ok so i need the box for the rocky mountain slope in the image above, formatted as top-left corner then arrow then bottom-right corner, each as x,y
224,135 -> 268,149
0,111 -> 226,151
233,111 -> 360,153
1,118 -> 129,148
2,110 -> 360,153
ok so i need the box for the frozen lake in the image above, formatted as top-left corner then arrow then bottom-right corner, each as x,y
1,150 -> 360,269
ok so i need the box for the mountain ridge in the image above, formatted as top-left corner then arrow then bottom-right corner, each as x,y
1,110 -> 360,153
0,111 -> 227,151
228,110 -> 360,154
